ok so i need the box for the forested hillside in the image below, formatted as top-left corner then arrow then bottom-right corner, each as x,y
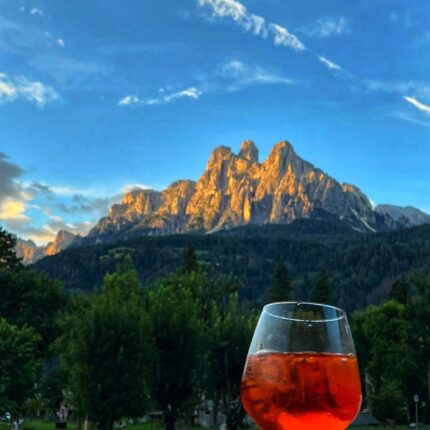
34,220 -> 430,311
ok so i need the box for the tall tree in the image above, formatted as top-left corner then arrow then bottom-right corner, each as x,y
183,243 -> 199,273
146,281 -> 203,430
0,269 -> 64,356
0,319 -> 40,425
0,226 -> 22,272
207,293 -> 256,430
269,260 -> 292,302
310,270 -> 331,304
59,258 -> 148,430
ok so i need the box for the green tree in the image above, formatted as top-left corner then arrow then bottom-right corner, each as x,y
370,381 -> 406,424
146,281 -> 203,430
0,319 -> 41,424
183,243 -> 199,273
268,261 -> 292,303
0,226 -> 22,271
59,259 -> 147,430
207,293 -> 256,430
0,269 -> 64,356
360,301 -> 410,421
389,278 -> 410,304
310,270 -> 331,304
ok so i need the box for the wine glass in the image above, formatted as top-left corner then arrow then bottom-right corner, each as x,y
241,302 -> 362,430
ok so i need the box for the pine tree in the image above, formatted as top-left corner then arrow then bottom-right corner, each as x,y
310,270 -> 331,304
269,261 -> 292,303
0,226 -> 22,271
183,243 -> 198,273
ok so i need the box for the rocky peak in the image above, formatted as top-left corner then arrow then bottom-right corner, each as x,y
45,230 -> 76,256
239,140 -> 259,163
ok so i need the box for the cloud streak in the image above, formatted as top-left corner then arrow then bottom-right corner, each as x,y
318,56 -> 341,70
404,96 -> 430,114
119,60 -> 293,107
119,87 -> 202,107
0,73 -> 59,106
299,17 -> 350,39
197,0 -> 305,52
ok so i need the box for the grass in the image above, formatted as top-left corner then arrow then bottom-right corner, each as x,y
0,421 -> 425,430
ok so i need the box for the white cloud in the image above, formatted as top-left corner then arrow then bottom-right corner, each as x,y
220,60 -> 293,87
119,87 -> 202,107
300,17 -> 350,39
118,95 -> 140,106
197,0 -> 305,52
269,23 -> 305,51
122,183 -> 151,193
365,80 -> 430,100
56,38 -> 65,47
30,7 -> 43,16
0,73 -> 59,106
404,96 -> 430,115
318,56 -> 341,70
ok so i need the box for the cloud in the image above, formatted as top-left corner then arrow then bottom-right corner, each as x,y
119,87 -> 202,107
0,199 -> 28,221
0,153 -> 25,203
30,8 -> 43,16
318,56 -> 341,71
119,60 -> 293,107
404,96 -> 430,115
122,184 -> 151,193
389,11 -> 412,29
118,95 -> 140,106
365,80 -> 430,100
56,38 -> 65,47
219,60 -> 293,88
197,0 -> 305,52
394,111 -> 430,130
299,17 -> 350,39
0,73 -> 59,106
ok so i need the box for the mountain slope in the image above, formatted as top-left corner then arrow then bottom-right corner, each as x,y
15,230 -> 76,264
80,140 -> 397,245
376,204 -> 430,226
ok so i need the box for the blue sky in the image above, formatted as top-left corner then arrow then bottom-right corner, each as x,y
0,0 -> 429,244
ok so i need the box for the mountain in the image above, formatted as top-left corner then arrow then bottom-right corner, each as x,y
15,230 -> 76,265
79,140 -> 397,246
375,204 -> 430,227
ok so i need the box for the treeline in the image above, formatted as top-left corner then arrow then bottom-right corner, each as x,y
34,222 -> 430,312
351,275 -> 430,425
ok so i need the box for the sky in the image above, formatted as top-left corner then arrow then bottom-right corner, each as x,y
0,0 -> 429,245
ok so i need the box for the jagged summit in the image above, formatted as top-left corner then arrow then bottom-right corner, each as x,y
80,139 -> 399,244
239,140 -> 259,163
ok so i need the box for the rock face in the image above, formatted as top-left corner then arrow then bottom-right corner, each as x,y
84,139 -> 397,244
14,230 -> 76,265
376,204 -> 430,227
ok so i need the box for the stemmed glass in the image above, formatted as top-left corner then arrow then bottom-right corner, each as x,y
241,302 -> 362,430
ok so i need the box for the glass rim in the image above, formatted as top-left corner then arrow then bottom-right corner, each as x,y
263,301 -> 346,323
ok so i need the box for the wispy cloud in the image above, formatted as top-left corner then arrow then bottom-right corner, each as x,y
196,0 -> 346,74
404,96 -> 430,115
299,16 -> 350,39
0,73 -> 59,106
119,87 -> 202,107
197,0 -> 305,52
318,56 -> 341,70
119,60 -> 293,107
30,8 -> 43,16
219,60 -> 294,88
365,80 -> 430,100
